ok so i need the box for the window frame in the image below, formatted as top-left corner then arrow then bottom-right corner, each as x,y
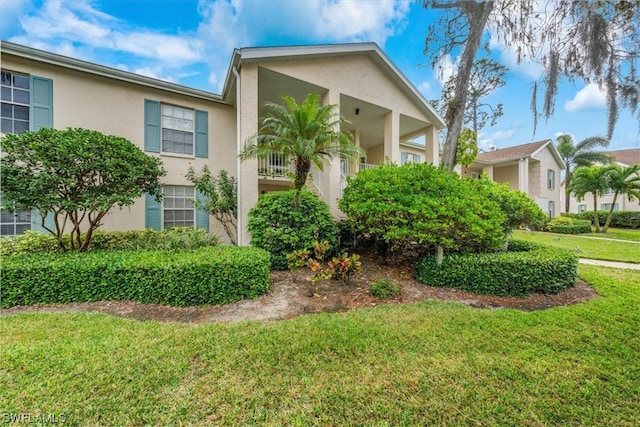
578,204 -> 587,213
162,185 -> 196,229
1,69 -> 30,135
600,203 -> 619,212
547,169 -> 555,190
548,200 -> 555,218
160,104 -> 195,157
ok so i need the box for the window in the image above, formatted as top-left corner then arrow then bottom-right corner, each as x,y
578,204 -> 587,213
604,188 -> 615,195
1,70 -> 30,134
161,104 -> 194,155
548,201 -> 555,218
0,199 -> 31,237
601,203 -> 619,212
547,169 -> 555,190
163,186 -> 195,229
401,151 -> 421,165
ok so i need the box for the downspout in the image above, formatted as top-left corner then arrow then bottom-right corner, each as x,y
232,66 -> 243,246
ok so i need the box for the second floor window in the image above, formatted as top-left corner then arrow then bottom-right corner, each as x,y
1,70 -> 30,135
162,104 -> 194,155
547,169 -> 555,190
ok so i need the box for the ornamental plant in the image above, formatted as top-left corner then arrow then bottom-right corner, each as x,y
0,127 -> 165,251
339,162 -> 505,264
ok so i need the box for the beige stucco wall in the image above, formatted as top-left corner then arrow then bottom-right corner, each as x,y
366,144 -> 385,165
569,192 -> 640,213
262,55 -> 430,123
531,147 -> 562,216
493,164 -> 519,190
2,53 -> 238,238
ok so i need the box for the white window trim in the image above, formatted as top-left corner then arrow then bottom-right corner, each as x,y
162,185 -> 196,230
160,104 -> 195,157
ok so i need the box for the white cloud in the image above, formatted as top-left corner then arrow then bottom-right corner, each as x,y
564,83 -> 607,112
6,0 -> 413,92
417,81 -> 432,96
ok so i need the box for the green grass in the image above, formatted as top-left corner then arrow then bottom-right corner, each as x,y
513,230 -> 640,263
583,227 -> 640,242
2,266 -> 639,425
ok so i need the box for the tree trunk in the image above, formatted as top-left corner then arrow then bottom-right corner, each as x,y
564,162 -> 571,213
602,192 -> 618,233
293,157 -> 311,206
436,244 -> 444,266
441,1 -> 494,171
592,195 -> 600,233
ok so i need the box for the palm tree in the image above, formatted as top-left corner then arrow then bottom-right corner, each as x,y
240,93 -> 362,206
556,134 -> 612,213
601,164 -> 640,233
569,165 -> 617,232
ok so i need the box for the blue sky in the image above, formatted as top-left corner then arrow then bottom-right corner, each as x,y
1,0 -> 638,151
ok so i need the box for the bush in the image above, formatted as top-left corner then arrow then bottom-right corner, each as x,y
546,217 -> 592,234
339,163 -> 506,257
0,228 -> 219,256
369,278 -> 400,299
248,190 -> 337,270
576,210 -> 640,229
1,246 -> 270,308
415,240 -> 578,296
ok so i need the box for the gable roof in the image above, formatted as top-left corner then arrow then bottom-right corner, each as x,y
475,139 -> 565,169
223,43 -> 445,129
607,148 -> 640,166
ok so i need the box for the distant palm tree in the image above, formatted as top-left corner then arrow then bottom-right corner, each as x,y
601,164 -> 640,233
240,93 -> 362,206
569,165 -> 617,232
556,134 -> 611,213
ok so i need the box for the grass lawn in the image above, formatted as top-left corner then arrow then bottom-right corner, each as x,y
513,230 -> 640,263
2,266 -> 639,425
583,227 -> 640,242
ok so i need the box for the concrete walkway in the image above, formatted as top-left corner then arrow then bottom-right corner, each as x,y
579,258 -> 640,270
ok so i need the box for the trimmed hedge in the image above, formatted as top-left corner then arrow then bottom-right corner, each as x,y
575,210 -> 640,229
547,217 -> 592,234
0,228 -> 219,256
1,246 -> 270,308
414,240 -> 578,297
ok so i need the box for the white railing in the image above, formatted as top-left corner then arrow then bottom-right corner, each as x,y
358,163 -> 378,172
309,165 -> 324,195
257,152 -> 293,178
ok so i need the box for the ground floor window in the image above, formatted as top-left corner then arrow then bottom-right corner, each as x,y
0,208 -> 31,236
578,204 -> 587,213
163,185 -> 195,229
600,203 -> 619,212
548,201 -> 555,218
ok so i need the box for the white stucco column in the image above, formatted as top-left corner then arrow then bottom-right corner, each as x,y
323,90 -> 342,217
384,110 -> 401,163
424,125 -> 439,166
239,64 -> 259,245
482,164 -> 494,180
518,157 -> 529,193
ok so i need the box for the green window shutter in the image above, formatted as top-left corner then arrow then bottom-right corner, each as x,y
30,76 -> 53,130
144,99 -> 161,153
31,209 -> 54,233
195,190 -> 209,232
194,109 -> 208,158
145,193 -> 162,230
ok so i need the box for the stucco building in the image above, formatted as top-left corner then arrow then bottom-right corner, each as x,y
461,140 -> 565,218
0,41 -> 445,243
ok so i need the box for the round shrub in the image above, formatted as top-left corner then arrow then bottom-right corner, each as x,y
369,278 -> 400,299
248,190 -> 338,270
339,163 -> 506,256
415,239 -> 578,296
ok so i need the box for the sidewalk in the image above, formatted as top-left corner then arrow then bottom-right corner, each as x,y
579,258 -> 640,270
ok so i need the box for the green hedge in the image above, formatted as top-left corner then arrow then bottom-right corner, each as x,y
0,228 -> 219,256
414,240 -> 578,297
1,246 -> 270,308
576,210 -> 640,229
546,217 -> 592,234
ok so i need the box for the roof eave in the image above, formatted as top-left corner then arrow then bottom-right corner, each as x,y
1,40 -> 226,104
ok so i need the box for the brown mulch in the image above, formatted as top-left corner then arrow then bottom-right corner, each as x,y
1,254 -> 599,324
